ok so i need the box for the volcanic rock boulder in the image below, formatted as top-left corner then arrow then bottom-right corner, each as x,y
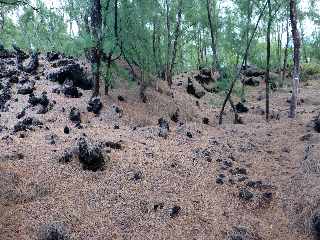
87,97 -> 103,114
0,69 -> 19,79
158,118 -> 169,139
226,226 -> 259,240
13,44 -> 28,71
203,117 -> 209,125
13,117 -> 43,132
46,63 -> 92,90
46,52 -> 60,62
243,77 -> 261,86
69,107 -> 81,123
61,79 -> 81,98
170,109 -> 179,123
28,92 -> 50,114
0,82 -> 11,112
239,188 -> 254,201
38,223 -> 70,240
78,137 -> 106,171
313,115 -> 320,133
24,52 -> 39,74
17,78 -> 35,95
242,65 -> 265,78
12,44 -> 29,60
194,68 -> 220,92
312,212 -> 320,238
187,78 -> 205,99
0,44 -> 14,59
64,126 -> 70,134
16,109 -> 26,119
170,205 -> 181,218
236,102 -> 249,113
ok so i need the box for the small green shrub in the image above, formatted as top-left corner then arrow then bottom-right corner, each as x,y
301,63 -> 320,81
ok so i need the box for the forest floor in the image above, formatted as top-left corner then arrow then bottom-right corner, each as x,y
1,55 -> 320,240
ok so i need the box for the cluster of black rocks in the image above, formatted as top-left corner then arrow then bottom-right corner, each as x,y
13,117 -> 43,133
59,136 -> 118,172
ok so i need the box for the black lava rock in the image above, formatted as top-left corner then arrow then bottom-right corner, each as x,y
46,51 -> 60,62
133,171 -> 143,181
170,109 -> 179,123
78,137 -> 105,171
24,52 -> 39,74
61,79 -> 81,98
314,117 -> 320,133
64,126 -> 70,134
38,223 -> 70,240
46,62 -> 92,90
14,117 -> 43,132
170,205 -> 181,218
202,117 -> 209,125
28,92 -> 50,114
186,132 -> 193,138
118,95 -> 125,101
312,212 -> 320,238
16,109 -> 26,119
216,177 -> 224,185
59,150 -> 74,163
69,107 -> 81,123
158,118 -> 169,138
239,188 -> 254,201
17,79 -> 35,95
0,83 -> 11,112
235,102 -> 249,113
87,97 -> 103,114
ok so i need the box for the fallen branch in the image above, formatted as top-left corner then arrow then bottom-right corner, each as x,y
219,0 -> 268,124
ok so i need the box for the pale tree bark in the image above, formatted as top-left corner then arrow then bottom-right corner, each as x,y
289,0 -> 301,118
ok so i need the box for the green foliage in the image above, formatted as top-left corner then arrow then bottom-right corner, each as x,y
0,0 -> 319,94
301,62 -> 320,81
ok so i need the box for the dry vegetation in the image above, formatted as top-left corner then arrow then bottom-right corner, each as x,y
1,55 -> 320,240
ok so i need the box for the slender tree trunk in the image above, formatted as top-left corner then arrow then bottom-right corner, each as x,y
300,24 -> 308,63
152,17 -> 158,74
165,0 -> 171,86
219,0 -> 268,124
282,16 -> 290,85
90,0 -> 103,97
289,0 -> 301,118
169,0 -> 183,83
266,0 -> 272,121
244,0 -> 252,68
206,0 -> 219,70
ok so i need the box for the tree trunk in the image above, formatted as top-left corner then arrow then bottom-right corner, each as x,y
219,0 -> 268,124
206,0 -> 219,70
90,0 -> 103,97
289,0 -> 301,119
300,23 -> 308,63
282,16 -> 289,85
169,0 -> 183,83
244,0 -> 253,68
165,0 -> 171,86
266,0 -> 272,121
